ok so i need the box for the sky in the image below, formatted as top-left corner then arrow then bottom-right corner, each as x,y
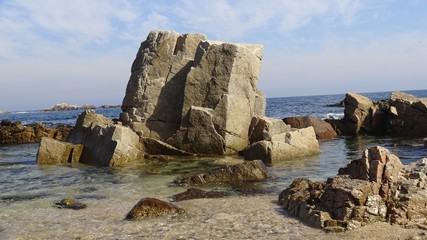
0,0 -> 426,111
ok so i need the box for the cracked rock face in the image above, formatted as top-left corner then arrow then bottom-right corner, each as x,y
121,30 -> 265,155
279,146 -> 427,232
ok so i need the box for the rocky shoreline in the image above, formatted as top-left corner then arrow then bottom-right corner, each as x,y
2,30 -> 426,237
0,119 -> 72,144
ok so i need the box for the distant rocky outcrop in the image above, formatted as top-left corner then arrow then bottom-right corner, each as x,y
0,119 -> 72,144
279,146 -> 427,232
327,92 -> 427,136
42,103 -> 119,111
283,116 -> 337,140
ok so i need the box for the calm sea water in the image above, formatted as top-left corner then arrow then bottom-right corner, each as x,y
1,90 -> 427,238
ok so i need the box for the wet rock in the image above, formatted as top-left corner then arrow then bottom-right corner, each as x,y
174,160 -> 268,185
248,116 -> 290,143
279,146 -> 427,231
125,197 -> 184,220
0,121 -> 72,144
54,199 -> 87,210
283,116 -> 337,140
243,127 -> 320,163
36,137 -> 83,164
66,110 -> 144,167
170,188 -> 230,202
1,119 -> 11,126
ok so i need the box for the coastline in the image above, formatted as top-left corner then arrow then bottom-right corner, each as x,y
1,194 -> 424,239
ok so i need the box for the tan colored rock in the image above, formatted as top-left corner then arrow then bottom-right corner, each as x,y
121,30 -> 207,140
344,92 -> 374,134
36,137 -> 83,164
249,116 -> 290,143
121,30 -> 265,155
167,106 -> 225,155
283,116 -> 337,140
243,127 -> 320,163
67,110 -> 144,167
170,40 -> 264,154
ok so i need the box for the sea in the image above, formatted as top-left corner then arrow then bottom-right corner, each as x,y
1,89 -> 427,239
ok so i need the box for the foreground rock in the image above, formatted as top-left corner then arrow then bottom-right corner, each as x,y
174,160 -> 268,185
279,146 -> 427,231
125,198 -> 184,220
327,92 -> 427,136
283,116 -> 337,140
0,120 -> 72,144
242,127 -> 320,163
66,110 -> 144,167
120,30 -> 266,155
36,137 -> 83,164
170,188 -> 230,202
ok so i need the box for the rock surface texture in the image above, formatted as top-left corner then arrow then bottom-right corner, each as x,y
66,110 -> 144,167
36,137 -> 83,164
279,146 -> 427,232
0,120 -> 72,144
283,116 -> 337,140
174,160 -> 268,185
120,30 -> 267,155
327,92 -> 427,136
243,127 -> 320,163
125,197 -> 185,220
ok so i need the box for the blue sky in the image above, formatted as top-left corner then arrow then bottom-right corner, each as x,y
0,0 -> 426,111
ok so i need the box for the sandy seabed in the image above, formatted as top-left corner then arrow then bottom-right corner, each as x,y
1,194 -> 426,240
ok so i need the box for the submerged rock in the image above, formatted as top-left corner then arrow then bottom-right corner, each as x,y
125,197 -> 184,220
54,199 -> 87,210
279,146 -> 427,231
170,188 -> 230,202
174,160 -> 268,185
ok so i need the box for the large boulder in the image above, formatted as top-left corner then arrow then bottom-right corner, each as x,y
174,160 -> 268,185
279,146 -> 427,231
283,116 -> 337,140
243,127 -> 320,163
120,30 -> 265,155
67,110 -> 144,167
36,137 -> 83,164
388,92 -> 427,136
343,92 -> 374,135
